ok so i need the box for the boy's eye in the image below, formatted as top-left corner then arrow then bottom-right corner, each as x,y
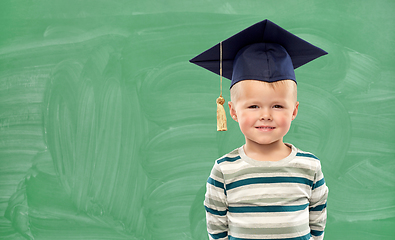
273,105 -> 283,108
248,105 -> 259,109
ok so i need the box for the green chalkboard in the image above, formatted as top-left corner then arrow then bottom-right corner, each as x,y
1,0 -> 394,239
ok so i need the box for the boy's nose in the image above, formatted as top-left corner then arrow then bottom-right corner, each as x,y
260,110 -> 272,121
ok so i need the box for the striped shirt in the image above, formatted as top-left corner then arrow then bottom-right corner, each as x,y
205,144 -> 328,240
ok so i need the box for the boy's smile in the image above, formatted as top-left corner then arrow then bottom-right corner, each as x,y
229,80 -> 299,152
256,126 -> 275,131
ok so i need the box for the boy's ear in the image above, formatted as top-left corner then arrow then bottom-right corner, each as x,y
292,101 -> 299,121
228,101 -> 238,122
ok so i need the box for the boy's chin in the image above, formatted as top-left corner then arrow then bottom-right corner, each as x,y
245,138 -> 284,147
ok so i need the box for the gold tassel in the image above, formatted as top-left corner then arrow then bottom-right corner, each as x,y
216,96 -> 227,131
217,41 -> 227,131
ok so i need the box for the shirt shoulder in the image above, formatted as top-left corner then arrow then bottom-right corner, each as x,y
215,147 -> 242,165
292,147 -> 322,173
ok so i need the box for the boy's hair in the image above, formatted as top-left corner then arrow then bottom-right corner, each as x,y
230,79 -> 298,103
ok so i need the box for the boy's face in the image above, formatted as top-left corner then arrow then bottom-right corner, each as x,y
228,80 -> 299,148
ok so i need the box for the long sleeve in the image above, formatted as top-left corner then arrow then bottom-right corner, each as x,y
204,162 -> 229,240
309,162 -> 329,240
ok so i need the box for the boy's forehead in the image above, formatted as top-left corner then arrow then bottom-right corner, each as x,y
234,79 -> 296,91
232,80 -> 297,101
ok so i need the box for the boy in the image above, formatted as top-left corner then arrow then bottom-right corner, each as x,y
190,20 -> 329,240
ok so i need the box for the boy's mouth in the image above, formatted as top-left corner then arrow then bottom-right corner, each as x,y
256,126 -> 275,130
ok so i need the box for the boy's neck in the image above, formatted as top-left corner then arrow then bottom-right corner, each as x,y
243,140 -> 291,162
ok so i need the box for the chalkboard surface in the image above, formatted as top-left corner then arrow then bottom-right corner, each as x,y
1,0 -> 394,239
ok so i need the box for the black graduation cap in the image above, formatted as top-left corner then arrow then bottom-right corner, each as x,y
189,19 -> 327,88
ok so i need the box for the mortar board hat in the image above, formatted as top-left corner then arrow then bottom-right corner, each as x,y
189,19 -> 327,88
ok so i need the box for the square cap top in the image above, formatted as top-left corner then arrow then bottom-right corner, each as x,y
189,19 -> 327,88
